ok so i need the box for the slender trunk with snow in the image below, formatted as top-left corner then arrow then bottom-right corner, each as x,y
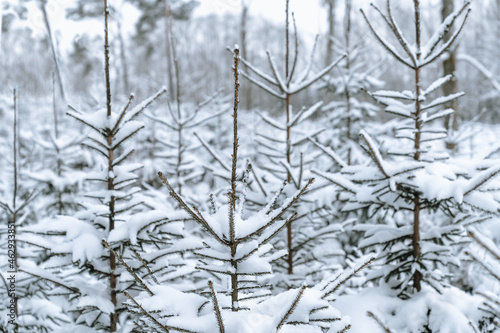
103,1 -> 118,330
412,0 -> 423,292
284,0 -> 295,275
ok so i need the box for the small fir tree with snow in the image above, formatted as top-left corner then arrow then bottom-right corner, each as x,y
322,0 -> 500,297
120,46 -> 358,333
19,1 -> 186,331
237,0 -> 347,283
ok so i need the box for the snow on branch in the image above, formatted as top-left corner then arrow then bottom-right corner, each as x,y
360,8 -> 414,69
422,1 -> 471,60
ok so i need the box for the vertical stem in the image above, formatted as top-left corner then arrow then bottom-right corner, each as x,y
412,0 -> 422,292
165,1 -> 183,194
240,0 -> 251,110
13,89 -> 17,217
12,89 -> 18,333
52,73 -> 63,214
344,0 -> 352,165
104,0 -> 112,118
325,0 -> 336,66
116,19 -> 130,95
285,0 -> 294,275
103,0 -> 117,329
230,47 -> 241,311
164,0 -> 176,102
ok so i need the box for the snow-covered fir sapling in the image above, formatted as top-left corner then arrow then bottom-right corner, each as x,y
27,74 -> 87,217
20,0 -> 173,330
238,0 -> 345,276
0,91 -> 70,332
119,46 -> 358,333
142,12 -> 226,194
319,0 -> 500,298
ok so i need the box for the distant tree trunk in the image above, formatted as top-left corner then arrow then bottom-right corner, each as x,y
441,0 -> 458,150
240,0 -> 251,110
40,0 -> 65,102
497,0 -> 500,39
164,0 -> 176,101
325,0 -> 336,66
0,5 -> 3,63
116,19 -> 130,95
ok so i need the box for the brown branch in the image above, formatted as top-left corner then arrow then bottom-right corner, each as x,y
158,172 -> 225,244
322,257 -> 374,299
360,8 -> 414,69
469,231 -> 500,261
277,285 -> 306,331
102,239 -> 153,296
111,94 -> 135,134
124,292 -> 171,333
367,311 -> 392,333
208,281 -> 225,333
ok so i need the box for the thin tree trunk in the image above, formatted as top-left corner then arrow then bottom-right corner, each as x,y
240,0 -> 251,110
103,1 -> 118,330
344,0 -> 352,165
164,0 -> 176,101
12,89 -> 19,333
325,0 -> 336,66
116,19 -> 130,95
230,49 -> 240,311
412,0 -> 423,292
441,0 -> 458,150
284,0 -> 294,275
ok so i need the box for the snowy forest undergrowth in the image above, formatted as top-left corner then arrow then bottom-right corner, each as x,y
1,0 -> 500,332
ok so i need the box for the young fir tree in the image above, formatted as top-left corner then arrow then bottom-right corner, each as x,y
27,75 -> 88,217
238,0 -> 345,278
19,1 -> 179,331
0,91 -> 71,332
322,0 -> 500,297
140,13 -> 226,194
118,46 -> 362,333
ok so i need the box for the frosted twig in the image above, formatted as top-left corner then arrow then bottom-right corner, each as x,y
158,172 -> 225,245
360,9 -> 413,68
367,311 -> 392,333
277,285 -> 306,331
421,9 -> 470,68
124,292 -> 171,333
111,94 -> 134,134
102,239 -> 153,295
468,231 -> 500,262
